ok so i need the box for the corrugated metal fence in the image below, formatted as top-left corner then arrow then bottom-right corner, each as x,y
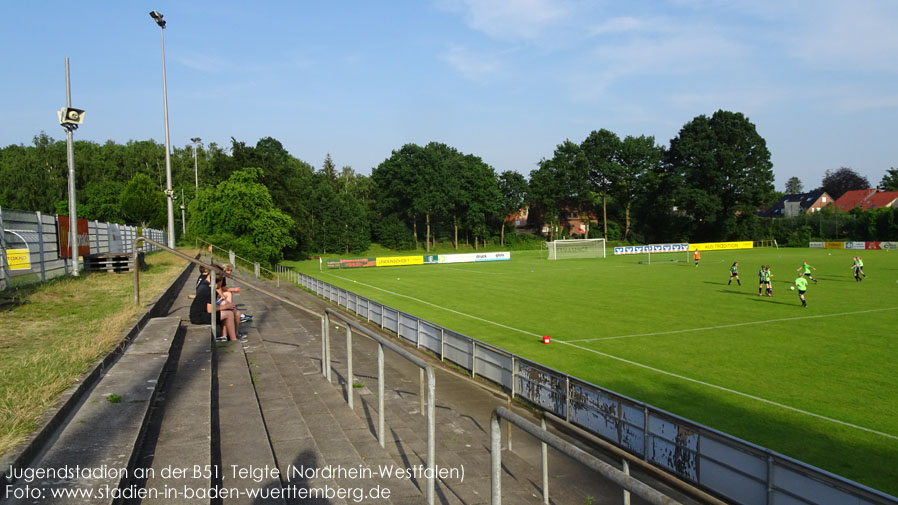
294,272 -> 897,505
0,206 -> 164,290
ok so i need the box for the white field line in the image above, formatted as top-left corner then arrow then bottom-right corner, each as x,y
557,339 -> 898,441
566,306 -> 898,343
327,274 -> 542,337
326,273 -> 898,441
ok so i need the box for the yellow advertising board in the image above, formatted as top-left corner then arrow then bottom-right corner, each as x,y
376,255 -> 424,267
690,241 -> 753,251
824,242 -> 845,249
6,249 -> 31,270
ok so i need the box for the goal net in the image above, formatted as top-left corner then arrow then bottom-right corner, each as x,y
546,239 -> 606,260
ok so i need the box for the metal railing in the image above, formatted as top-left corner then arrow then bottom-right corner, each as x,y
490,406 -> 682,505
324,308 -> 436,505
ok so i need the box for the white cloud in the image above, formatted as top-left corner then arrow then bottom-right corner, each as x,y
438,0 -> 573,40
442,45 -> 503,82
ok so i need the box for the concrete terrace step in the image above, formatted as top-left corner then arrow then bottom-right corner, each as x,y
139,325 -> 213,505
4,316 -> 179,505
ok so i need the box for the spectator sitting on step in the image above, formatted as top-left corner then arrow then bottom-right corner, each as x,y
217,263 -> 253,322
190,268 -> 244,341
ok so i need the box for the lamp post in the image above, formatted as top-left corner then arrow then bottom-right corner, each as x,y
180,188 -> 186,235
58,58 -> 85,276
191,137 -> 201,189
150,10 -> 176,249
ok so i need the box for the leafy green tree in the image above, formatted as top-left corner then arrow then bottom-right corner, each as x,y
614,135 -> 662,239
879,167 -> 898,191
373,144 -> 428,247
187,167 -> 295,264
497,171 -> 528,246
784,176 -> 803,194
581,129 -> 621,240
667,110 -> 774,240
821,167 -> 870,200
80,179 -> 125,222
120,173 -> 165,228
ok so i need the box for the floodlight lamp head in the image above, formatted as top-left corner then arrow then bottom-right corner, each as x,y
191,137 -> 202,143
149,10 -> 166,28
58,107 -> 85,125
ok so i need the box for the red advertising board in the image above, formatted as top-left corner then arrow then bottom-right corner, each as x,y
57,215 -> 91,258
865,242 -> 880,250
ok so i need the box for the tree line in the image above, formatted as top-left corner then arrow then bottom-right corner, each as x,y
2,109 -> 896,265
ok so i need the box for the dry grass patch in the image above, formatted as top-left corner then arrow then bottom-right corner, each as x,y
0,250 -> 189,456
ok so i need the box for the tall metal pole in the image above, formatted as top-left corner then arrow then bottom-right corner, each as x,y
64,58 -> 79,276
180,188 -> 186,235
191,138 -> 200,189
156,16 -> 176,249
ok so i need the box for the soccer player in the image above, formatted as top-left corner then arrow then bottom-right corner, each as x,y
694,249 -> 701,266
728,262 -> 741,285
764,265 -> 773,296
794,275 -> 809,307
758,265 -> 766,296
857,256 -> 866,277
796,261 -> 818,284
851,257 -> 863,282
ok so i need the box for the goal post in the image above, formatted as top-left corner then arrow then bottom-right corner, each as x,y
547,238 -> 606,260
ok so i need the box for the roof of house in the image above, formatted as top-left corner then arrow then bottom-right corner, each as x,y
860,191 -> 898,210
759,189 -> 830,218
834,189 -> 878,211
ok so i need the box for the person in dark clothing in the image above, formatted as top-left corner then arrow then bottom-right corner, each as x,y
190,272 -> 242,340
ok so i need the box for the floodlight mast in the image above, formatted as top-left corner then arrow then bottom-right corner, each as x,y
60,58 -> 82,276
149,10 -> 176,248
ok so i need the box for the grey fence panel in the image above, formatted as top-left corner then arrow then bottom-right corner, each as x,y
382,306 -> 399,334
473,343 -> 513,387
569,381 -> 646,456
347,292 -> 358,314
397,312 -> 418,344
337,288 -> 347,308
419,321 -> 442,354
697,438 -> 767,505
647,414 -> 699,481
517,361 -> 567,418
442,329 -> 473,370
368,300 -> 383,327
357,297 -> 370,321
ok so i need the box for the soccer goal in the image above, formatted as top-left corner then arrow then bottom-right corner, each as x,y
546,238 -> 606,260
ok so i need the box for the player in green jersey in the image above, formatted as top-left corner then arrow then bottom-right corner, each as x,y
794,276 -> 809,307
728,262 -> 741,285
796,261 -> 818,284
764,266 -> 773,296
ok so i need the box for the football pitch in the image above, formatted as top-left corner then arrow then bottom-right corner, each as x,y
286,246 -> 898,495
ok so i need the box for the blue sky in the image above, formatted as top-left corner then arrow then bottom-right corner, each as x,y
3,1 -> 897,191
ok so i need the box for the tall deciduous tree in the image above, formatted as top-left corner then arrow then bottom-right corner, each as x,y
614,135 -> 662,239
821,167 -> 870,200
784,177 -> 803,194
498,170 -> 528,246
187,167 -> 294,264
667,110 -> 774,240
581,129 -> 621,240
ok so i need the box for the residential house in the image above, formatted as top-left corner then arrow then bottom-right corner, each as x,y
834,189 -> 878,211
859,191 -> 898,210
760,190 -> 832,218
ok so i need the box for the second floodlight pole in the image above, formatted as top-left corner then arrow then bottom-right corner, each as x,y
64,58 -> 79,276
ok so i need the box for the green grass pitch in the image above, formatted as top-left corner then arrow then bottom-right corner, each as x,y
285,246 -> 898,495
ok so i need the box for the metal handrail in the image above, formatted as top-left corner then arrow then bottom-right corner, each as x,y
324,307 -> 436,505
490,406 -> 683,505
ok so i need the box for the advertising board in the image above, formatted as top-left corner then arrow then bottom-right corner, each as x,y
6,249 -> 31,270
689,241 -> 753,251
824,242 -> 845,249
613,243 -> 689,255
845,242 -> 866,250
809,242 -> 825,248
326,258 -> 376,269
376,255 -> 424,267
57,216 -> 90,258
437,252 -> 511,264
